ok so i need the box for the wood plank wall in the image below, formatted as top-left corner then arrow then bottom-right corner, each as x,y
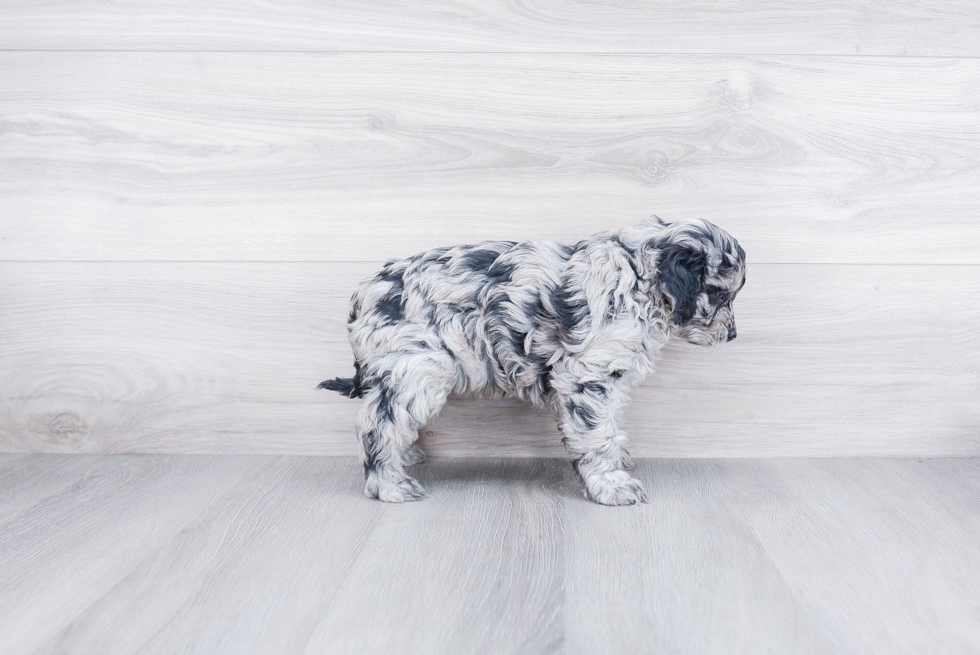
1,3 -> 979,456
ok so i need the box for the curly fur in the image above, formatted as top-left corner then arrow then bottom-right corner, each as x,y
320,217 -> 746,505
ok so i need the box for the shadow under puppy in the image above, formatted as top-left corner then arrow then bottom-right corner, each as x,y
320,217 -> 746,505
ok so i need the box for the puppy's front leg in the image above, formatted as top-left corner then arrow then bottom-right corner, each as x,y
554,379 -> 648,506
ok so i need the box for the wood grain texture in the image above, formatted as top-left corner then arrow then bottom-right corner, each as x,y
2,53 -> 979,263
301,458 -> 564,655
2,262 -> 978,457
566,458 -> 980,655
0,1 -> 978,55
0,454 -> 261,655
1,454 -> 978,654
31,457 -> 395,655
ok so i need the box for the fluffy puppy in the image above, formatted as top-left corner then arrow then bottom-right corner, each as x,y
320,217 -> 746,505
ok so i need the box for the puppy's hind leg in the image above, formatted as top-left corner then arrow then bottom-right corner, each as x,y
356,349 -> 454,503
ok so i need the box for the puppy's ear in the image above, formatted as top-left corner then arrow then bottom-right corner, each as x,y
656,243 -> 705,324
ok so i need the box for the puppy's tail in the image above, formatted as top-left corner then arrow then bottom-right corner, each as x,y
317,376 -> 363,398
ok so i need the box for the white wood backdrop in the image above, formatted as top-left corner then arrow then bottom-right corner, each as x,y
1,3 -> 979,456
1,1 -> 978,55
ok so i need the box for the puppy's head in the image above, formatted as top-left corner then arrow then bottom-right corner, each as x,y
645,218 -> 746,347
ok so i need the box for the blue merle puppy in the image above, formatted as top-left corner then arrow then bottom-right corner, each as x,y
320,217 -> 746,505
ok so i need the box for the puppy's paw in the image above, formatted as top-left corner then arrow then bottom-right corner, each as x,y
402,444 -> 427,466
584,470 -> 649,506
366,475 -> 428,503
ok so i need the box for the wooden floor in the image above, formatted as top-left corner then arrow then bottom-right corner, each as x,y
1,455 -> 977,654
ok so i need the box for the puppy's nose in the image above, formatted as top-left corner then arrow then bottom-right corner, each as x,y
727,325 -> 737,341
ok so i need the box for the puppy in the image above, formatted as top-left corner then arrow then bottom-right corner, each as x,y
320,217 -> 746,505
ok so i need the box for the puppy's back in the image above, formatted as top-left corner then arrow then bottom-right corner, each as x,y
347,239 -> 574,399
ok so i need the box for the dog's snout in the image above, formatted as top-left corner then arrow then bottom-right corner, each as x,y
727,325 -> 737,342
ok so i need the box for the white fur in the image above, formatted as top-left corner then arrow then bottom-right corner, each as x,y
321,217 -> 746,506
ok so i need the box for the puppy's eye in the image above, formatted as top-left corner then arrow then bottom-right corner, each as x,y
713,291 -> 727,302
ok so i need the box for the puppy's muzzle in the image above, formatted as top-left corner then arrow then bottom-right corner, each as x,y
727,325 -> 737,342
